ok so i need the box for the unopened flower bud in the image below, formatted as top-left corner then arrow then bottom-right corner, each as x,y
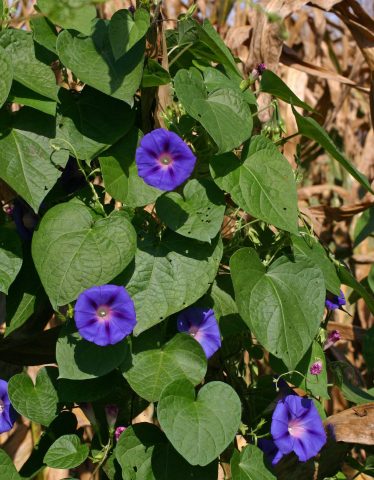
105,404 -> 119,430
323,330 -> 341,350
81,403 -> 97,427
115,426 -> 126,441
310,359 -> 323,375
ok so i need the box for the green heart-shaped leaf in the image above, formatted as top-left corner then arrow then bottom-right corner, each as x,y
57,20 -> 144,105
156,179 -> 225,243
291,233 -> 340,295
56,324 -> 130,381
0,29 -> 57,100
0,449 -> 21,480
0,46 -> 12,108
158,379 -> 241,466
210,135 -> 298,233
109,8 -> 150,61
174,68 -> 252,154
122,333 -> 207,401
125,231 -> 222,335
8,367 -> 58,426
230,248 -> 325,369
231,445 -> 276,480
32,201 -> 137,307
0,227 -> 22,295
44,434 -> 89,469
56,86 -> 135,163
37,0 -> 96,36
115,423 -> 218,480
0,109 -> 68,212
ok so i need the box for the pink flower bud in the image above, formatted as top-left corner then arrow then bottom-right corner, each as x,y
81,403 -> 97,427
323,330 -> 341,350
115,426 -> 126,442
310,360 -> 323,375
105,404 -> 119,429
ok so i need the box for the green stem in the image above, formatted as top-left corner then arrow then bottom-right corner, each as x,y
50,139 -> 106,217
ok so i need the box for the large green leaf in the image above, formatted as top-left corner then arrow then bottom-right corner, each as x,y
156,179 -> 225,242
8,367 -> 58,426
32,201 -> 137,307
174,68 -> 252,153
99,128 -> 162,207
230,248 -> 325,369
0,109 -> 68,212
0,45 -> 12,108
203,67 -> 256,106
271,341 -> 329,399
124,231 -> 222,335
142,58 -> 171,88
231,445 -> 276,480
0,29 -> 57,100
0,228 -> 22,294
57,20 -> 144,105
56,325 -> 130,380
37,0 -> 96,36
158,379 -> 242,466
122,333 -> 207,402
8,82 -> 56,116
30,14 -> 58,54
210,136 -> 298,233
260,70 -> 313,111
178,18 -> 240,78
291,233 -> 340,295
108,8 -> 150,61
292,106 -> 373,193
56,86 -> 135,162
115,423 -> 217,480
44,434 -> 89,469
5,252 -> 50,337
0,449 -> 21,480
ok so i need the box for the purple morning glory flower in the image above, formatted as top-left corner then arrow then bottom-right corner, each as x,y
271,394 -> 326,462
177,307 -> 221,358
74,285 -> 136,347
135,128 -> 196,191
323,329 -> 341,350
258,438 -> 283,466
325,290 -> 346,310
0,379 -> 17,433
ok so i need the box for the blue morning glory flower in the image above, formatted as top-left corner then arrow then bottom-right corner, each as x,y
177,307 -> 221,358
0,379 -> 17,433
258,438 -> 283,466
325,290 -> 346,310
271,394 -> 326,462
74,285 -> 136,346
135,128 -> 196,191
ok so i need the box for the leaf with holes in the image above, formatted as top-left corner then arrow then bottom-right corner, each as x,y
174,68 -> 252,153
210,136 -> 298,233
156,179 -> 225,242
